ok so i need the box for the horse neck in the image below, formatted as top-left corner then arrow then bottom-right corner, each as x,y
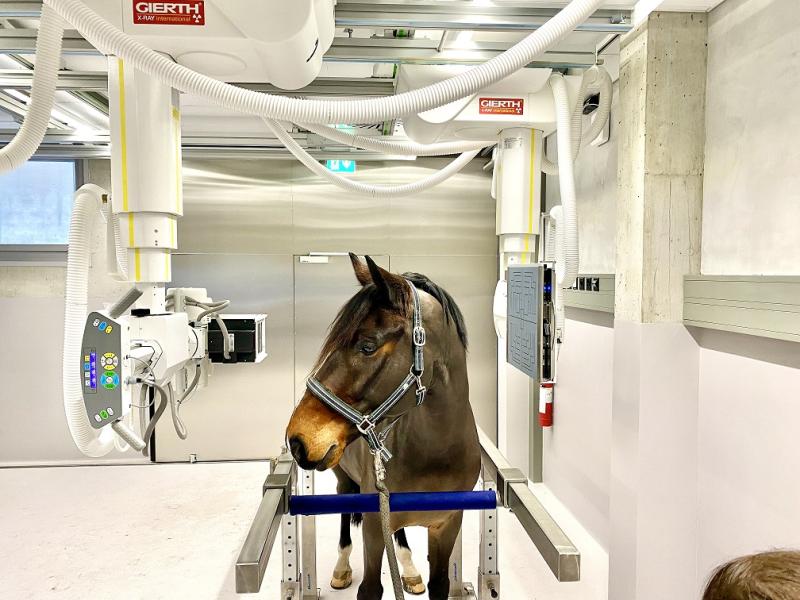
416,321 -> 474,426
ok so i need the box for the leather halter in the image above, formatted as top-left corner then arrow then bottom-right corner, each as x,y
306,281 -> 426,462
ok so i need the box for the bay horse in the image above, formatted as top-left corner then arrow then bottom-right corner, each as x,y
286,254 -> 481,600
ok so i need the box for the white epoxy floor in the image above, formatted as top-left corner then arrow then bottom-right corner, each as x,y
1,462 -> 607,600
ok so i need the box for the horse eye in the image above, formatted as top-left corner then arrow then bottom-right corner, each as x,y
359,342 -> 378,355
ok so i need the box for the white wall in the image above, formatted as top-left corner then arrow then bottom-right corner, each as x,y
702,0 -> 800,274
694,330 -> 800,595
543,309 -> 614,549
0,160 -> 136,465
539,77 -> 619,549
691,0 -> 800,592
528,2 -> 800,596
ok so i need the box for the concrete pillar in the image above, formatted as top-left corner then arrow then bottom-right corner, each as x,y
610,12 -> 707,600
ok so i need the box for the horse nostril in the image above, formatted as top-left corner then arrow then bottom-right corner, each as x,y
289,436 -> 308,464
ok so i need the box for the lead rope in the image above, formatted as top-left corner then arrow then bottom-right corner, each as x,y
374,452 -> 405,600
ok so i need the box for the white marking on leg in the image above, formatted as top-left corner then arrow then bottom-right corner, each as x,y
396,545 -> 421,579
335,543 -> 352,573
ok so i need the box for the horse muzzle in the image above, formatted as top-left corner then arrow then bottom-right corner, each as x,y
288,435 -> 341,471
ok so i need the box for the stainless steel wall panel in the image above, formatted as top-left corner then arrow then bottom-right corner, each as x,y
391,255 -> 498,437
290,162 -> 394,256
156,254 -> 295,462
179,159 -> 293,254
163,157 -> 498,461
388,160 -> 497,257
293,255 -> 390,401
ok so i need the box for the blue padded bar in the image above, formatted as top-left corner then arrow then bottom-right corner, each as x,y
289,490 -> 498,516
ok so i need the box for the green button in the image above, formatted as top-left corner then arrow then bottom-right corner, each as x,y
100,410 -> 108,419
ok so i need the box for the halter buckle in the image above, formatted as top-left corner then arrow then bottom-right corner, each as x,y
413,326 -> 426,346
357,417 -> 376,436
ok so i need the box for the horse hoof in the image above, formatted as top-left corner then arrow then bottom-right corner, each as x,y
402,575 -> 426,595
331,569 -> 353,590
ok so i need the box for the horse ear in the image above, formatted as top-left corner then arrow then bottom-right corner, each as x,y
349,252 -> 371,286
365,255 -> 407,309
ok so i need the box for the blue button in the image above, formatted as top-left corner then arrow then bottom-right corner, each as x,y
84,363 -> 90,371
98,321 -> 107,330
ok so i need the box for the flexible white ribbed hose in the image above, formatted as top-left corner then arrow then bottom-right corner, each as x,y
44,0 -> 605,124
302,122 -> 491,156
549,74 -> 579,289
264,119 -> 480,198
550,205 -> 566,341
101,202 -> 129,281
541,65 -> 613,175
544,215 -> 557,262
0,6 -> 64,173
63,184 -> 117,457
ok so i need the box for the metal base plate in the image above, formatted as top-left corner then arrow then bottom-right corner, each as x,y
450,582 -> 477,599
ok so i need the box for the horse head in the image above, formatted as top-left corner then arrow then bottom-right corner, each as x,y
286,253 -> 424,471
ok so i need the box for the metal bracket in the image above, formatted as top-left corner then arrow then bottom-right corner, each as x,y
496,467 -> 526,509
264,453 -> 296,514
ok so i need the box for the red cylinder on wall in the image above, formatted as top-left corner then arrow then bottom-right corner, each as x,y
539,382 -> 554,427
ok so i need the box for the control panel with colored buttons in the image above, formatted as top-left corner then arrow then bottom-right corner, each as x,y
81,311 -> 125,429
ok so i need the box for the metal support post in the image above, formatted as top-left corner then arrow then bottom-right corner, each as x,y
281,509 -> 301,599
300,469 -> 318,599
478,476 -> 501,599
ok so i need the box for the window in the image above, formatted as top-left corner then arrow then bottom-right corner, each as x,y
0,160 -> 77,245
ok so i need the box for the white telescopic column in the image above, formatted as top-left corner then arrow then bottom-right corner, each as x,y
496,128 -> 543,272
493,127 -> 543,473
107,57 -> 181,301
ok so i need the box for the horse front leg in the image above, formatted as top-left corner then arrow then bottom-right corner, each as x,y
332,467 -> 360,590
395,528 -> 426,595
357,513 -> 385,600
427,511 -> 464,600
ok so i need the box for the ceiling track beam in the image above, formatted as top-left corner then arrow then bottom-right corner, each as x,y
0,69 -> 398,97
335,1 -> 630,32
0,69 -> 108,90
326,38 -> 599,69
0,32 -> 600,69
0,1 -> 631,32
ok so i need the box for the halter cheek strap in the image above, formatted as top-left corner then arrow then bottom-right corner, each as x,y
306,281 -> 426,462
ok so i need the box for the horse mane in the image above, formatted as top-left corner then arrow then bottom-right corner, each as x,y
316,272 -> 468,368
402,272 -> 468,349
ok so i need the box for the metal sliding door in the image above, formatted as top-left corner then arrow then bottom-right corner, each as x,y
154,253 -> 295,462
293,254 -> 389,401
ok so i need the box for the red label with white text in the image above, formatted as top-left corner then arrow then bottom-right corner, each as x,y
479,97 -> 524,116
133,1 -> 205,26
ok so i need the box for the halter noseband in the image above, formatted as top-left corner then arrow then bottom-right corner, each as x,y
306,281 -> 426,462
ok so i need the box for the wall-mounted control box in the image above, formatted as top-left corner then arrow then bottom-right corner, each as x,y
506,264 -> 555,382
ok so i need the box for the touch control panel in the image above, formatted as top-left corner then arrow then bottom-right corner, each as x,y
81,312 -> 124,429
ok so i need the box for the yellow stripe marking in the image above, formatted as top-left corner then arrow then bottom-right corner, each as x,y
172,106 -> 181,214
528,128 -> 536,235
522,129 -> 537,263
117,59 -> 130,213
134,248 -> 141,282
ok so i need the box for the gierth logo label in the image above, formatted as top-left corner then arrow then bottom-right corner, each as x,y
479,97 -> 525,116
133,1 -> 205,25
